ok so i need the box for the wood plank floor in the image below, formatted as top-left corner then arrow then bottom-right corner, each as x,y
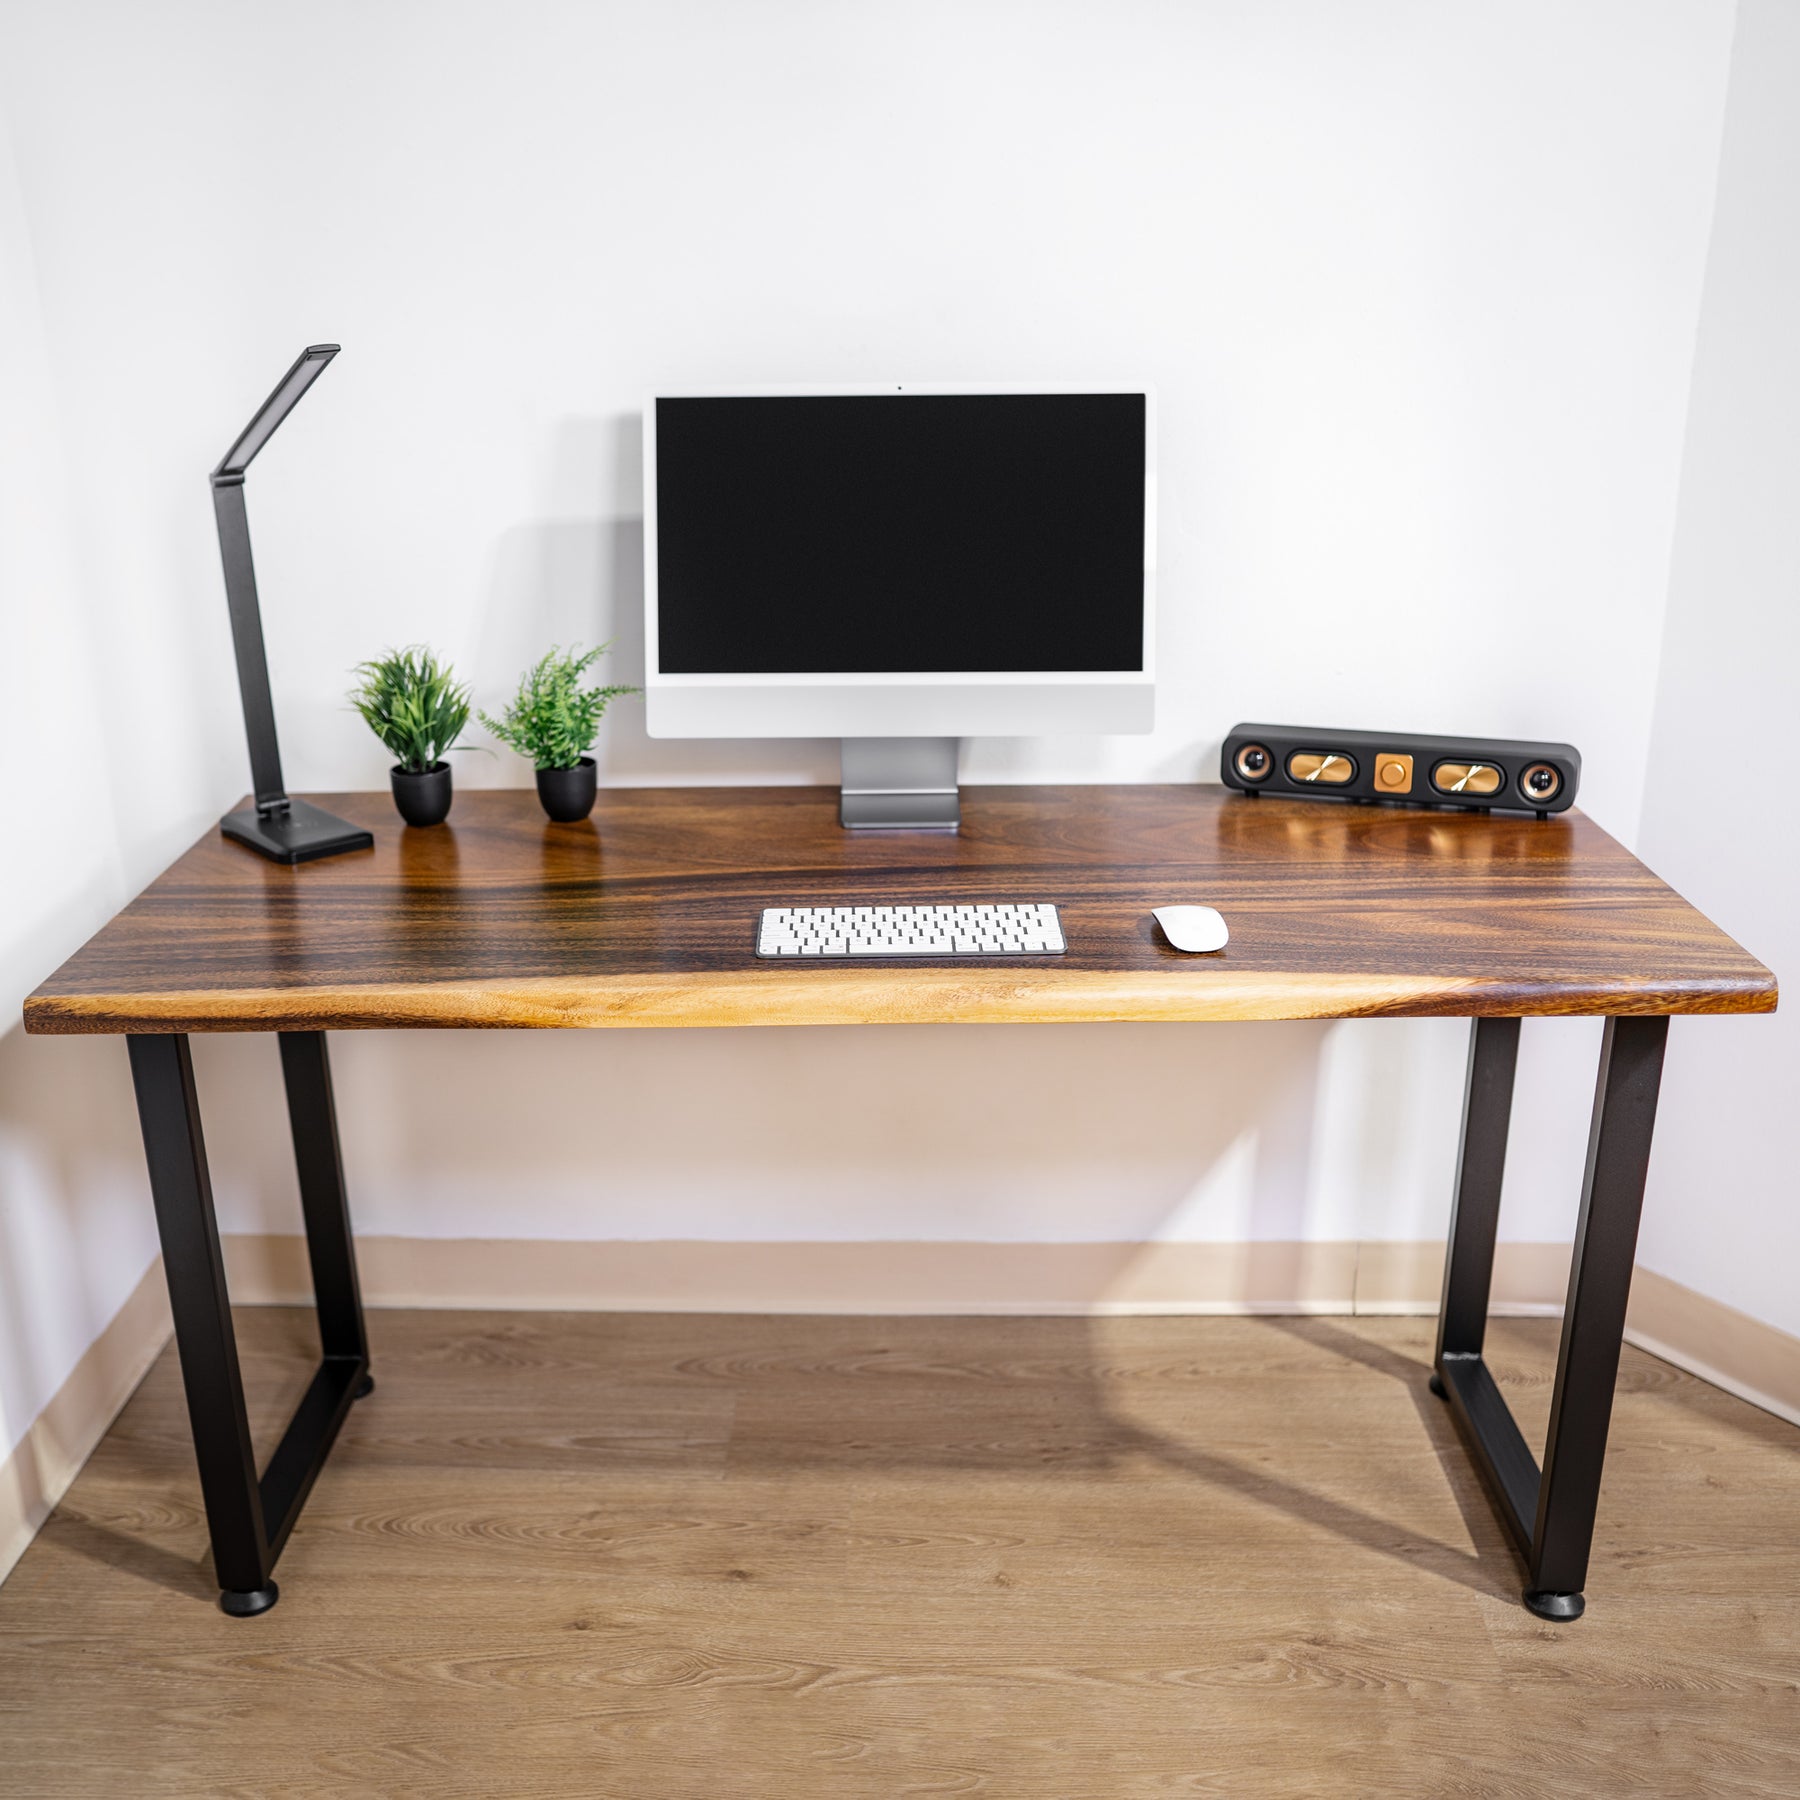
1,1309 -> 1797,1798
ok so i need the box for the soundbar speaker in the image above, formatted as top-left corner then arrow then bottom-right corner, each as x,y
1221,723 -> 1579,816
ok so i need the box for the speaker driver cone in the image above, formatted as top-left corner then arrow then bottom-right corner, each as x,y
1519,762 -> 1562,805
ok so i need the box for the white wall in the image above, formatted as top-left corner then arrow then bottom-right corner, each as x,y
1,1 -> 1757,1462
0,119 -> 165,1473
1635,0 -> 1798,1338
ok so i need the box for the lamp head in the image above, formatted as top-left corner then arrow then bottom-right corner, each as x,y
211,343 -> 339,484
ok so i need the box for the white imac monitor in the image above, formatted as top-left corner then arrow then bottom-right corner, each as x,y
643,387 -> 1155,828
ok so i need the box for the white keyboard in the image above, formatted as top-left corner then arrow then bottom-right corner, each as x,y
756,903 -> 1066,958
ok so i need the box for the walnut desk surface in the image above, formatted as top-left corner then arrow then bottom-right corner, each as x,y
24,784 -> 1775,1035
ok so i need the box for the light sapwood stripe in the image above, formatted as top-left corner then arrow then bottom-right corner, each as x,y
18,966 -> 1771,1035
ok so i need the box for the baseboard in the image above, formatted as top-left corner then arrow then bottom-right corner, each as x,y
223,1234 -> 1361,1314
0,1258 -> 172,1589
221,1233 -> 1567,1318
1351,1240 -> 1570,1317
1623,1266 -> 1800,1430
222,1233 -> 1800,1424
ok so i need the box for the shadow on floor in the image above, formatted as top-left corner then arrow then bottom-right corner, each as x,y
34,1308 -> 1538,1614
33,1507 -> 213,1604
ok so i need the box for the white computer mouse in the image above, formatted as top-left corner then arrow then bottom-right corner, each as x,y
1154,905 -> 1230,954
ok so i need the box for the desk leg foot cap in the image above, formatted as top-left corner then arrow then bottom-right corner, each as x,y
219,1583 -> 279,1618
353,1372 -> 375,1400
1523,1589 -> 1584,1622
1428,1373 -> 1447,1400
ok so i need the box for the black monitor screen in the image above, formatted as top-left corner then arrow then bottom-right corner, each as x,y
653,393 -> 1147,675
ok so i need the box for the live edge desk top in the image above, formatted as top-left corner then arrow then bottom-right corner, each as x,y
25,785 -> 1775,1035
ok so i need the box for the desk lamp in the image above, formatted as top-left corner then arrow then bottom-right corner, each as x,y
212,343 -> 374,863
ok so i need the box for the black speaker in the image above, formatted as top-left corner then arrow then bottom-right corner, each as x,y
1220,723 -> 1580,816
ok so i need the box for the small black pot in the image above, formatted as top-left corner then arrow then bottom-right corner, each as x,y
391,761 -> 453,827
536,757 -> 597,823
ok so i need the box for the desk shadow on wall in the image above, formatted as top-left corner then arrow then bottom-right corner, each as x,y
466,413 -> 832,789
197,1021 -> 1348,1250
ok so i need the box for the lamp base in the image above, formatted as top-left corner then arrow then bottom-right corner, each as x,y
222,798 -> 374,864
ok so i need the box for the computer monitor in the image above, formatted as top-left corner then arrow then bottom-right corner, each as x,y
644,387 -> 1155,827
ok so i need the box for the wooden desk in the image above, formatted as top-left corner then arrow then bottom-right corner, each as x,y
26,786 -> 1776,1620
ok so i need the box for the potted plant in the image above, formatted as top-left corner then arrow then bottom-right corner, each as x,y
349,646 -> 472,827
480,644 -> 636,822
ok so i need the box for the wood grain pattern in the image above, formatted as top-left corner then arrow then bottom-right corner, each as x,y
24,785 -> 1776,1033
2,1309 -> 1797,1797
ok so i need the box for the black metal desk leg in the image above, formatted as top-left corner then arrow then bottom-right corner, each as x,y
128,1033 -> 275,1613
1525,1015 -> 1668,1619
1430,1015 -> 1669,1621
280,1032 -> 372,1393
1433,1018 -> 1521,1386
129,1032 -> 373,1615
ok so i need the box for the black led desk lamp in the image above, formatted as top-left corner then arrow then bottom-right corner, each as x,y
212,343 -> 373,864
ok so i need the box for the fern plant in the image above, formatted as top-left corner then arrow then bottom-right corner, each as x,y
349,646 -> 472,773
480,644 -> 637,771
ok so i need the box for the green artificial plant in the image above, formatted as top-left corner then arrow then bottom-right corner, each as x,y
480,644 -> 637,771
348,646 -> 472,773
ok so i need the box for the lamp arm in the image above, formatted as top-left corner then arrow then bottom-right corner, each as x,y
209,344 -> 339,817
212,478 -> 287,814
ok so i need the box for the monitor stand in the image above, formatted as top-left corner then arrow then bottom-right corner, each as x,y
839,738 -> 961,831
